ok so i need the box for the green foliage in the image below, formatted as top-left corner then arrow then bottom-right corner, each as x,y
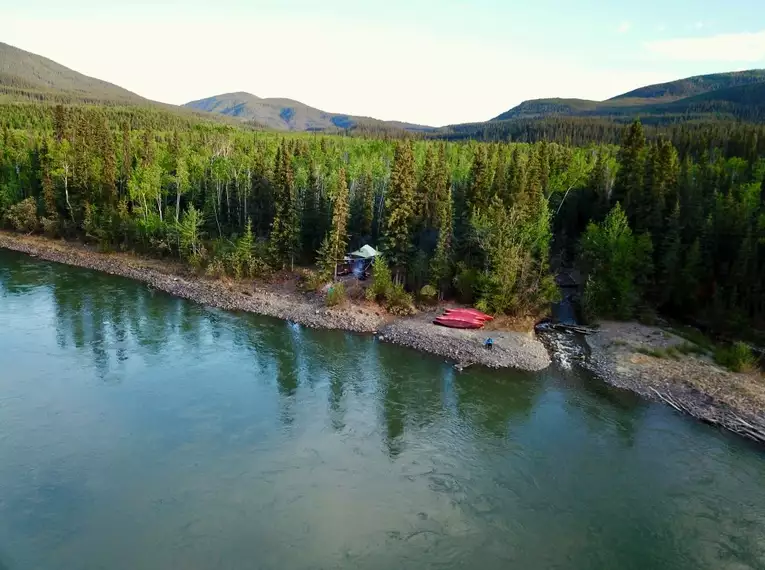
297,269 -> 326,293
3,197 -> 38,233
326,282 -> 346,307
470,191 -> 558,316
1,94 -> 764,338
429,186 -> 453,298
383,141 -> 416,280
714,342 -> 758,373
366,255 -> 394,302
177,204 -> 204,264
638,342 -> 707,359
580,203 -> 653,321
318,167 -> 350,280
453,264 -> 480,304
364,256 -> 414,314
386,283 -> 415,316
418,284 -> 438,305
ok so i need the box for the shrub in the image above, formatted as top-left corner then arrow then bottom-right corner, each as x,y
419,284 -> 437,305
326,282 -> 346,307
715,342 -> 757,373
298,269 -> 327,292
579,203 -> 653,321
453,264 -> 480,304
366,256 -> 393,302
40,216 -> 59,237
386,282 -> 415,315
205,257 -> 226,279
4,198 -> 38,233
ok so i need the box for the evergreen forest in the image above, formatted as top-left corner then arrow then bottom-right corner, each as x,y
1,102 -> 764,334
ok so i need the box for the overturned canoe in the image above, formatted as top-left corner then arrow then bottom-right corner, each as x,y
434,315 -> 486,329
443,308 -> 494,322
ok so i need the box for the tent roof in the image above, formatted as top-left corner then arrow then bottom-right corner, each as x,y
349,245 -> 379,259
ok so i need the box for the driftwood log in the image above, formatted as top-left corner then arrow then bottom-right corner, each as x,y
650,388 -> 765,445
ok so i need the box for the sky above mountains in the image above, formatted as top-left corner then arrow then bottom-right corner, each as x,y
5,0 -> 765,126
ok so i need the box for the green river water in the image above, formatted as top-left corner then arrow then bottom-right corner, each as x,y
1,249 -> 765,570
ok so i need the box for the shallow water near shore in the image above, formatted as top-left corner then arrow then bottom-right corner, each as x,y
2,248 -> 765,570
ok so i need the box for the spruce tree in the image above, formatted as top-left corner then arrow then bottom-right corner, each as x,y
270,141 -> 299,269
430,186 -> 453,298
613,120 -> 646,220
382,141 -> 416,282
327,168 -> 350,280
466,144 -> 493,215
350,169 -> 374,243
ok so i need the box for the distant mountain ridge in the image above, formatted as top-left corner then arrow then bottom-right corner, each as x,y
0,41 -> 146,104
1,40 -> 764,137
183,91 -> 433,132
491,70 -> 765,123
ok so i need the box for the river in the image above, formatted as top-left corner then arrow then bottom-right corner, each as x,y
1,249 -> 764,570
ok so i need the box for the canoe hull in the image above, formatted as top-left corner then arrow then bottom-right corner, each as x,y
433,316 -> 485,329
443,308 -> 494,322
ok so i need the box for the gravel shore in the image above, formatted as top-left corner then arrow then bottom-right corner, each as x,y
586,321 -> 765,444
0,232 -> 551,372
379,313 -> 551,371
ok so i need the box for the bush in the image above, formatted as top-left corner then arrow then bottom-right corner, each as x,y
364,256 -> 415,315
453,264 -> 480,304
366,255 -> 393,302
205,257 -> 226,279
40,216 -> 59,237
579,204 -> 653,321
419,284 -> 437,305
298,269 -> 327,292
4,198 -> 38,233
386,282 -> 415,315
326,282 -> 346,307
715,342 -> 757,373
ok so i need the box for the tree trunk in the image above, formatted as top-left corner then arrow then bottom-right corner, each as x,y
64,169 -> 75,223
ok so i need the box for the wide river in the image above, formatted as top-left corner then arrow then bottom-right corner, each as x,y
1,249 -> 765,570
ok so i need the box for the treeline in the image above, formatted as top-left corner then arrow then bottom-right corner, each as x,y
566,121 -> 765,332
435,116 -> 765,157
0,104 -> 566,316
1,103 -> 764,331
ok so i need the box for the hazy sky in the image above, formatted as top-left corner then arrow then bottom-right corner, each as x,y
4,0 -> 765,126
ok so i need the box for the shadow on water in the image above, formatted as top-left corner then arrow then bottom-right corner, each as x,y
453,368 -> 541,439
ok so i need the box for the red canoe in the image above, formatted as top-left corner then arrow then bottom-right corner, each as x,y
433,315 -> 486,329
444,308 -> 494,321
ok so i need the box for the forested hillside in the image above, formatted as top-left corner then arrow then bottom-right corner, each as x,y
491,69 -> 765,123
1,101 -> 763,333
0,42 -> 145,104
184,91 -> 434,133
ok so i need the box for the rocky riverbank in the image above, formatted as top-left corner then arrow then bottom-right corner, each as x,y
0,232 -> 551,372
586,321 -> 765,444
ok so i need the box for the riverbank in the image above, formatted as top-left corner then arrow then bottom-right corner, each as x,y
586,321 -> 765,444
0,232 -> 550,372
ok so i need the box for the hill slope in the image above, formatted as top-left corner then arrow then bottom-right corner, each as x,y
491,69 -> 765,124
610,69 -> 765,102
0,42 -> 145,104
184,92 -> 433,133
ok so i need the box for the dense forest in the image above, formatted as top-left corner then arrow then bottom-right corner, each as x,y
0,101 -> 763,334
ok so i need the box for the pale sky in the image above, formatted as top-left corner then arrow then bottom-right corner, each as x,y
4,0 -> 765,126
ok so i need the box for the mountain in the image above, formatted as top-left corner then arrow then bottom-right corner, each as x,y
0,41 -> 146,104
183,92 -> 433,133
610,69 -> 765,102
491,70 -> 765,123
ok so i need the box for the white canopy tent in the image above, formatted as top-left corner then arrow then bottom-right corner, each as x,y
349,245 -> 379,260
